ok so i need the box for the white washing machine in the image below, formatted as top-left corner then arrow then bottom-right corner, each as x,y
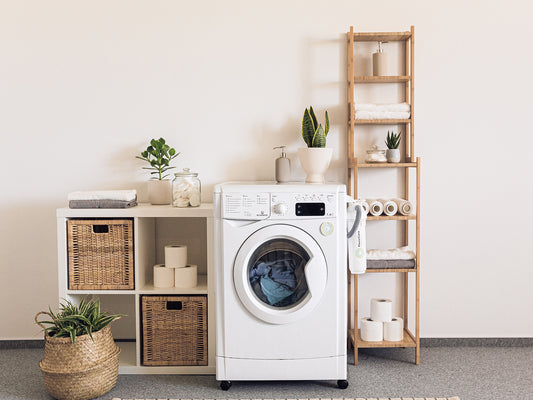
214,182 -> 348,390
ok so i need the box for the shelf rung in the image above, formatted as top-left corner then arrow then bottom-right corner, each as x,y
350,31 -> 412,42
366,267 -> 417,273
352,162 -> 417,168
367,214 -> 416,221
352,328 -> 417,348
354,75 -> 410,83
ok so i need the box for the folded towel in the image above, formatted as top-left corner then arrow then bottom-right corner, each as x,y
367,246 -> 416,260
367,259 -> 416,269
355,103 -> 411,112
69,199 -> 138,209
68,190 -> 137,202
355,111 -> 411,120
391,198 -> 413,215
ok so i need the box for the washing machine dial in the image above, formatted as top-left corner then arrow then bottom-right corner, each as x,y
272,203 -> 288,215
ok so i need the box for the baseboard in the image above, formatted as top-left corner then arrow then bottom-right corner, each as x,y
2,337 -> 531,350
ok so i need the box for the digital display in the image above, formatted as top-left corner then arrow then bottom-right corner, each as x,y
295,202 -> 325,216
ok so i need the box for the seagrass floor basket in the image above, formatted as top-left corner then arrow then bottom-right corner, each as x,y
36,313 -> 121,400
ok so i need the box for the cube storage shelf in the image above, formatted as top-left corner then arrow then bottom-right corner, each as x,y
56,203 -> 215,374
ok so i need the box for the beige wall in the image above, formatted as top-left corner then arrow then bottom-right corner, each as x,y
1,0 -> 532,339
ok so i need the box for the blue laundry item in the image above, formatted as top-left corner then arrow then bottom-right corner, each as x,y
251,260 -> 297,289
259,275 -> 295,305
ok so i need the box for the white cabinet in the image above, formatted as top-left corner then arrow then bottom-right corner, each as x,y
56,204 -> 215,374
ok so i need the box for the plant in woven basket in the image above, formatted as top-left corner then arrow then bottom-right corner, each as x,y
136,137 -> 180,180
36,297 -> 123,344
385,130 -> 401,149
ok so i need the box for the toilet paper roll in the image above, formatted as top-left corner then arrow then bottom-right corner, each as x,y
359,200 -> 369,215
360,317 -> 383,341
366,199 -> 383,216
174,264 -> 198,288
370,298 -> 392,322
153,264 -> 175,288
384,317 -> 404,341
391,198 -> 413,216
164,245 -> 187,268
379,198 -> 398,216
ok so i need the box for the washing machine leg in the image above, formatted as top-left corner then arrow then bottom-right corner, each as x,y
337,379 -> 349,389
220,380 -> 232,391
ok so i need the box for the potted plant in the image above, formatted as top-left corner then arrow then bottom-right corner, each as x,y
385,130 -> 401,163
35,297 -> 123,400
136,137 -> 180,205
298,106 -> 333,183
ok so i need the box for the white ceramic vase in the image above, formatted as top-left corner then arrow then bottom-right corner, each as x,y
298,148 -> 333,184
386,148 -> 401,163
148,179 -> 172,205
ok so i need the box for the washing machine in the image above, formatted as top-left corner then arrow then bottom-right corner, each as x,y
214,182 -> 347,390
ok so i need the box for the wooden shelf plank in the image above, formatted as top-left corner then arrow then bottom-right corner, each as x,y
366,267 -> 417,273
367,214 -> 416,221
353,328 -> 417,348
354,75 -> 410,83
352,162 -> 417,168
351,31 -> 412,42
354,119 -> 411,125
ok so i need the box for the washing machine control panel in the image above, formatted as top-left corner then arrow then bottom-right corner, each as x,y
271,192 -> 337,218
222,192 -> 271,219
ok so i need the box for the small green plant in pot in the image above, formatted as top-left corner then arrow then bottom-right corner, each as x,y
35,297 -> 123,400
385,130 -> 401,163
298,106 -> 333,183
136,137 -> 180,205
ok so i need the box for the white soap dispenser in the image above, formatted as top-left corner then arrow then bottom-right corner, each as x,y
273,146 -> 291,183
372,41 -> 388,76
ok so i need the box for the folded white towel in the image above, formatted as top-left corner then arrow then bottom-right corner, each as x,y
367,246 -> 415,260
355,111 -> 411,120
68,190 -> 137,202
355,103 -> 411,112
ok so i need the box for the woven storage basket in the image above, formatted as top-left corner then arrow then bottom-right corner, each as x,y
141,295 -> 207,366
36,313 -> 121,400
67,219 -> 134,290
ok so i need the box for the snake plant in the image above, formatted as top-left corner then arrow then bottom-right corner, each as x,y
36,297 -> 123,344
385,130 -> 401,149
302,107 -> 330,148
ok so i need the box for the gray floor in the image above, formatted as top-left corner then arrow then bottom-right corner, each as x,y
1,346 -> 532,400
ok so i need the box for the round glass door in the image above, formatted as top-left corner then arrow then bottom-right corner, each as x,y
248,238 -> 309,309
233,224 -> 327,325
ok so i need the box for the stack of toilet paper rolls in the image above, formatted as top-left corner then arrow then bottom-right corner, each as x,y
360,298 -> 403,342
153,245 -> 198,289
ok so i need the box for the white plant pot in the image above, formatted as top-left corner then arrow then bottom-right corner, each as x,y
386,148 -> 401,163
148,179 -> 172,205
298,147 -> 333,184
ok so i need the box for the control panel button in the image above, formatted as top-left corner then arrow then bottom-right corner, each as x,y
272,203 -> 288,215
320,222 -> 334,236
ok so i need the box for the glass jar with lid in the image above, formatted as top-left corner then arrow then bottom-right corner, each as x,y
172,168 -> 201,207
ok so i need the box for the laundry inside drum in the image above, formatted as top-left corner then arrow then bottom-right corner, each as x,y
248,239 -> 310,308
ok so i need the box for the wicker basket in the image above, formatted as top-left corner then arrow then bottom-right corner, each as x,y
67,219 -> 134,290
36,312 -> 121,400
141,295 -> 207,366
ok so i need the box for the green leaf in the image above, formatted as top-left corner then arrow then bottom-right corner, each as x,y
302,108 -> 315,147
324,111 -> 330,136
311,124 -> 326,148
309,106 -> 317,132
169,148 -> 176,156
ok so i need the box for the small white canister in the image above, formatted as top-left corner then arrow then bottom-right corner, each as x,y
172,168 -> 201,207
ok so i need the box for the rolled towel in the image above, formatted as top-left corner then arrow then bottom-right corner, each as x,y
355,102 -> 411,112
379,198 -> 398,216
366,199 -> 383,216
359,199 -> 369,215
355,111 -> 411,120
367,246 -> 416,260
68,190 -> 137,202
391,198 -> 413,215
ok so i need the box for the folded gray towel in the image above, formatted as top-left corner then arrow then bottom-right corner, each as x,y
367,259 -> 416,269
69,199 -> 138,209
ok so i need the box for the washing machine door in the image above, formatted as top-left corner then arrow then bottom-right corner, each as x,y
233,224 -> 327,325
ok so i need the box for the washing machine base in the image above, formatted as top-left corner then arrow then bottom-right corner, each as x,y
216,355 -> 347,381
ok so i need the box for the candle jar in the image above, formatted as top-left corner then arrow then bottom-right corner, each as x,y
365,146 -> 387,163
